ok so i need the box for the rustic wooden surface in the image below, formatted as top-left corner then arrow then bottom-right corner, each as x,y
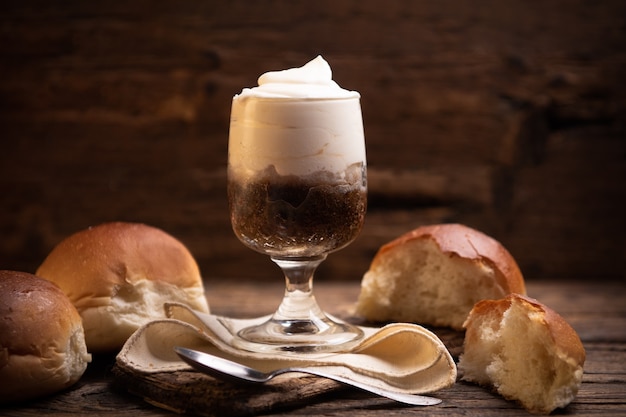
111,363 -> 344,417
1,0 -> 625,282
2,279 -> 625,417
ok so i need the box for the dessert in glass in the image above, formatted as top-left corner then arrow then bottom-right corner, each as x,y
227,56 -> 367,353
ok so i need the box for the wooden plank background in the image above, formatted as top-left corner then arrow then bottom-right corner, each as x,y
1,0 -> 624,282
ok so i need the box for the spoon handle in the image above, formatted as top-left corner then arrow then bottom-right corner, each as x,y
284,367 -> 442,406
175,346 -> 441,406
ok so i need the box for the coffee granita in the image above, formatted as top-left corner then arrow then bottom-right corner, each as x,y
229,163 -> 366,257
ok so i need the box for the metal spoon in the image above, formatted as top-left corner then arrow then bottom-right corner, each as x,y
174,346 -> 442,406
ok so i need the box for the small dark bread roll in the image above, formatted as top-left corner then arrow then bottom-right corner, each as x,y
0,270 -> 91,403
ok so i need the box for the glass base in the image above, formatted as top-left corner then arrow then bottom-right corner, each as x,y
233,315 -> 364,353
231,255 -> 364,354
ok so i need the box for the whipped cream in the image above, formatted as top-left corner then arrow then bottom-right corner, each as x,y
229,56 -> 365,178
237,55 -> 360,100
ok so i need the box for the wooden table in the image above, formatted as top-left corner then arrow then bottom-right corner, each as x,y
3,280 -> 625,416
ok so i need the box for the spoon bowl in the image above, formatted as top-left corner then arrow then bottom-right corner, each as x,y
174,346 -> 442,406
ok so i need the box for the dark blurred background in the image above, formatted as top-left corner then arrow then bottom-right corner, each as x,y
1,1 -> 624,283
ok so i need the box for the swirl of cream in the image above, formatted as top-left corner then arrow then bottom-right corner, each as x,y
236,56 -> 359,99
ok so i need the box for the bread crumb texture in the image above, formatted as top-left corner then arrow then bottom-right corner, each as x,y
356,224 -> 525,329
458,294 -> 585,414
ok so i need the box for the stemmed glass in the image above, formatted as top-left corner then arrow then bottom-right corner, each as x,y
227,94 -> 367,353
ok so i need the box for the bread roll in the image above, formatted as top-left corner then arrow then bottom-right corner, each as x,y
458,294 -> 585,414
356,223 -> 526,329
36,222 -> 210,352
0,270 -> 91,404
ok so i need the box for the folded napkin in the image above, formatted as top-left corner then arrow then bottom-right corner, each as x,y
116,303 -> 457,394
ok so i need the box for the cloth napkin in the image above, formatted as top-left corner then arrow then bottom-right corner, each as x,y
116,303 -> 457,394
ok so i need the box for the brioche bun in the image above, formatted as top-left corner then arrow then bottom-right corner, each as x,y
458,293 -> 585,414
36,222 -> 210,352
356,223 -> 526,329
0,270 -> 91,404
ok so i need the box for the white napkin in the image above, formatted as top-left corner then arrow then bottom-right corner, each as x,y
116,303 -> 457,394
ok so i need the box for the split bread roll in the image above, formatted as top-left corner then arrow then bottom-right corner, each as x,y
458,294 -> 585,414
356,223 -> 526,329
0,270 -> 92,404
36,222 -> 210,353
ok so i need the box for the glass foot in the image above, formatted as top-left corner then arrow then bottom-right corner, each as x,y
232,255 -> 364,353
233,315 -> 363,353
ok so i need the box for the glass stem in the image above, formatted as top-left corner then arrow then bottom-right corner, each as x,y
271,255 -> 330,333
235,254 -> 363,353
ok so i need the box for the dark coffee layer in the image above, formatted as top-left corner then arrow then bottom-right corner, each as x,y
228,164 -> 366,257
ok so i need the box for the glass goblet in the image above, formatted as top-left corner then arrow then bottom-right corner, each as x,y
227,96 -> 367,353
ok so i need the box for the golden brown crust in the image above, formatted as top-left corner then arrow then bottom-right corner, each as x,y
36,222 -> 203,309
511,294 -> 586,365
463,296 -> 509,327
0,270 -> 90,403
374,223 -> 526,295
0,270 -> 81,356
35,222 -> 209,352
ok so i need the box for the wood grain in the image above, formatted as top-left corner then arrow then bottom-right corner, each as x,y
1,1 -> 625,282
2,280 -> 624,417
112,364 -> 343,417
